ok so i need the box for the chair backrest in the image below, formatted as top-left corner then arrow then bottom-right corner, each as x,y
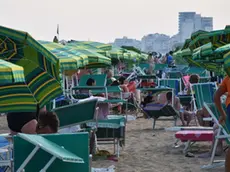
79,74 -> 107,87
199,77 -> 211,83
185,67 -> 208,77
167,72 -> 183,79
158,79 -> 181,95
204,103 -> 230,141
14,133 -> 89,172
192,83 -> 217,110
154,64 -> 168,71
53,99 -> 98,128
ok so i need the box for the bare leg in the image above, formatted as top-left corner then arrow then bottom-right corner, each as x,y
183,111 -> 192,126
21,119 -> 37,134
180,112 -> 186,126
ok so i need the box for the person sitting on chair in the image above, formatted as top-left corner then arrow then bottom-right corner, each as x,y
166,92 -> 194,126
36,111 -> 59,134
6,104 -> 46,135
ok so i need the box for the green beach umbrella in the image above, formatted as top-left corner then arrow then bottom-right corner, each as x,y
0,25 -> 62,111
68,48 -> 111,68
0,59 -> 25,84
39,41 -> 88,72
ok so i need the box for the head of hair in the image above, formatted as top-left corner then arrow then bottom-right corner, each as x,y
86,78 -> 95,86
211,76 -> 218,82
37,111 -> 59,133
111,80 -> 120,86
166,91 -> 172,101
118,76 -> 126,85
189,74 -> 200,84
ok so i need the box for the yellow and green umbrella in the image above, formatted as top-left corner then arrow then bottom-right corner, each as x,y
39,41 -> 88,72
0,25 -> 62,112
0,59 -> 25,85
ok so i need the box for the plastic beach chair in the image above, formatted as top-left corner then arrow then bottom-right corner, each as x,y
14,133 -> 89,172
201,102 -> 228,169
53,99 -> 98,128
143,103 -> 179,129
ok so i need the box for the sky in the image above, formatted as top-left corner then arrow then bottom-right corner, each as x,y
1,0 -> 229,43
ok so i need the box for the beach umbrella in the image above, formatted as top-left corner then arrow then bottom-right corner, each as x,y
192,42 -> 214,61
67,41 -> 111,56
68,48 -> 111,68
0,25 -> 62,111
209,26 -> 230,48
39,40 -> 88,72
189,32 -> 210,51
0,59 -> 25,85
213,43 -> 230,60
180,48 -> 203,68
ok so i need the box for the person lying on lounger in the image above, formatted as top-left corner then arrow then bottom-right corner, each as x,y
166,92 -> 194,126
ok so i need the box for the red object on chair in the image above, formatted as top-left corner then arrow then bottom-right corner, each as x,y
175,130 -> 213,142
127,81 -> 136,93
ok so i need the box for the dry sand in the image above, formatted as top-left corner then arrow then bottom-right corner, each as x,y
92,118 -> 225,172
0,116 -> 225,172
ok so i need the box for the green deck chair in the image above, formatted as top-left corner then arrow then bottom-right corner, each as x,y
167,71 -> 183,79
158,78 -> 182,95
201,103 -> 228,169
72,74 -> 108,98
191,83 -> 217,111
14,133 -> 89,172
143,103 -> 179,129
185,67 -> 208,77
53,99 -> 98,128
199,77 -> 211,83
154,64 -> 168,71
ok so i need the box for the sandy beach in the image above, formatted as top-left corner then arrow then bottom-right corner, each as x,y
92,118 -> 225,172
0,116 -> 225,172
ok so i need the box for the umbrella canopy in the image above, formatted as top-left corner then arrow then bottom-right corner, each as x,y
78,41 -> 112,51
67,47 -> 111,68
0,59 -> 25,84
39,41 -> 88,72
67,41 -> 111,56
0,25 -> 62,111
209,27 -> 230,48
213,43 -> 230,60
192,42 -> 214,61
181,48 -> 203,68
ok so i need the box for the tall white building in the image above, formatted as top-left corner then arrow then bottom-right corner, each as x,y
178,12 -> 213,42
141,33 -> 170,53
113,37 -> 141,49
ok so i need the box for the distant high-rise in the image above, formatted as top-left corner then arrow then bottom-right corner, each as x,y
178,12 -> 213,42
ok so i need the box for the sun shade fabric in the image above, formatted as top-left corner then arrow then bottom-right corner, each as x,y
39,41 -> 88,71
0,59 -> 25,84
0,25 -> 62,109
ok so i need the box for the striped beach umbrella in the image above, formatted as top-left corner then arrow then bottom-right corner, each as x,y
66,44 -> 111,68
39,41 -> 88,72
0,59 -> 25,85
0,25 -> 62,112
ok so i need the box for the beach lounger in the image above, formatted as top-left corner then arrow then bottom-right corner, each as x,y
143,103 -> 179,129
175,130 -> 213,154
158,78 -> 182,95
201,102 -> 228,169
87,115 -> 126,157
53,98 -> 98,128
14,133 -> 89,172
190,82 -> 217,112
72,74 -> 108,98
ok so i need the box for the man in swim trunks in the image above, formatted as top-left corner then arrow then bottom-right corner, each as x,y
214,75 -> 230,172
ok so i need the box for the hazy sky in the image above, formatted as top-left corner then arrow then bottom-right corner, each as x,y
1,0 -> 229,43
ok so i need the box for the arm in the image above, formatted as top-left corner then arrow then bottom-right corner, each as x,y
214,85 -> 227,123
